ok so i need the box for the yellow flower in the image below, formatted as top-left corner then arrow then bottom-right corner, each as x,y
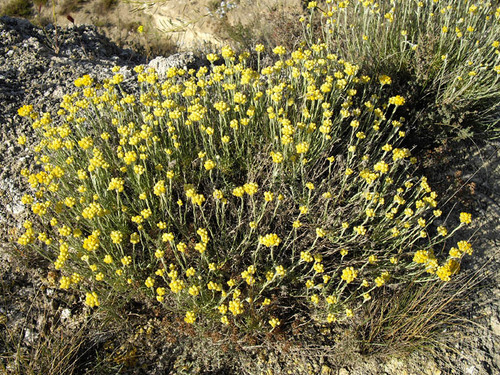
213,189 -> 224,200
341,267 -> 357,283
121,255 -> 132,266
153,180 -> 166,196
188,285 -> 200,296
264,191 -> 274,202
110,230 -> 123,244
379,75 -> 392,85
459,212 -> 472,225
85,292 -> 99,307
354,225 -> 366,236
232,186 -> 245,197
18,104 -> 34,117
162,232 -> 174,242
275,265 -> 285,276
313,262 -> 324,274
255,44 -> 265,52
228,298 -> 244,316
270,151 -> 284,163
243,182 -> 258,195
206,53 -> 218,63
17,135 -> 27,145
184,311 -> 196,324
374,161 -> 389,173
437,226 -> 448,236
269,317 -> 280,328
204,159 -> 216,171
259,233 -> 281,247
300,251 -> 314,263
169,279 -> 185,293
194,242 -> 206,253
177,242 -> 187,253
449,247 -> 461,258
316,228 -> 326,237
375,271 -> 390,287
310,294 -> 319,304
221,45 -> 235,59
185,267 -> 196,277
457,240 -> 473,255
389,95 -> 405,106
273,46 -> 286,55
436,259 -> 460,281
145,277 -> 155,288
307,1 -> 317,9
296,142 -> 309,154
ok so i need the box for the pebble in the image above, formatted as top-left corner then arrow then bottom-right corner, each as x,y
60,308 -> 71,321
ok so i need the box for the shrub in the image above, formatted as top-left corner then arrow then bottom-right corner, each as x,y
15,2 -> 475,351
16,45 -> 473,338
304,0 -> 500,136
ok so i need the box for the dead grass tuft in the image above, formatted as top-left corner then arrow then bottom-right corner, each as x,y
355,268 -> 486,356
0,0 -> 32,17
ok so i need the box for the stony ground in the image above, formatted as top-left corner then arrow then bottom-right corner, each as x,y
0,16 -> 498,375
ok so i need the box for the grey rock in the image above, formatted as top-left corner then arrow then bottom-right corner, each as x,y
60,308 -> 72,321
148,52 -> 201,76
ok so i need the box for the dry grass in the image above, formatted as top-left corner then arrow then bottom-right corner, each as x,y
356,267 -> 486,356
57,0 -> 86,16
0,0 -> 32,17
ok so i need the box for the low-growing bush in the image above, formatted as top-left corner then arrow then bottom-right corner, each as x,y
16,41 -> 473,341
13,2 -> 479,361
303,0 -> 500,137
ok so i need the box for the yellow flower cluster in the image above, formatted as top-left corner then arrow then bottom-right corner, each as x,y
341,267 -> 358,284
259,233 -> 281,247
85,291 -> 99,307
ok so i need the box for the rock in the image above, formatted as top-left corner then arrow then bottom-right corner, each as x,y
60,308 -> 72,321
148,52 -> 202,76
24,327 -> 36,344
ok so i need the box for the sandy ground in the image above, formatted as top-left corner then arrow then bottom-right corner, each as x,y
1,0 -> 302,52
142,0 -> 301,49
